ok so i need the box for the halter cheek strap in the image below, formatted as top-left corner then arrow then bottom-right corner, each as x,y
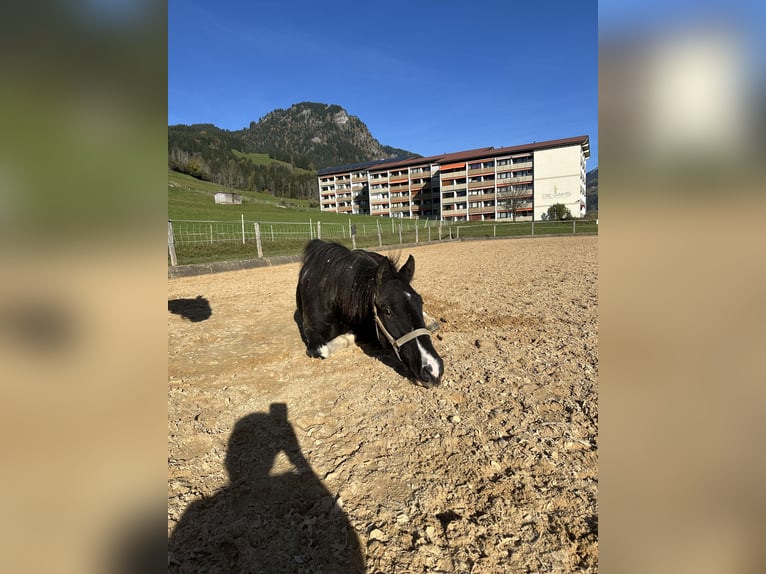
373,305 -> 432,361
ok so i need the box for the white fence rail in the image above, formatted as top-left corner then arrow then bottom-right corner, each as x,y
168,216 -> 596,266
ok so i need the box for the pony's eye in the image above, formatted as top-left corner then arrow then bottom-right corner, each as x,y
383,307 -> 392,316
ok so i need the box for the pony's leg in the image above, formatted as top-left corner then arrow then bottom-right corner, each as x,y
301,313 -> 346,358
316,333 -> 356,358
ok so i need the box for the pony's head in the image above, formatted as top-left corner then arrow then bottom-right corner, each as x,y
373,254 -> 443,387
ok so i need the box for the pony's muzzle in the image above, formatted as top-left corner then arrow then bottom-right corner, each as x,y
420,364 -> 441,387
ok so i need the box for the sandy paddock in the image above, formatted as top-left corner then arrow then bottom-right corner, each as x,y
168,235 -> 598,573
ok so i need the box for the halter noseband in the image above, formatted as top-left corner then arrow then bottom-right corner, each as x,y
373,305 -> 433,361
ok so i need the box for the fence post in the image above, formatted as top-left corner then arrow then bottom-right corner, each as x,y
398,223 -> 403,244
493,224 -> 496,237
377,220 -> 382,247
573,219 -> 576,234
439,221 -> 442,241
210,223 -> 213,244
241,214 -> 245,244
531,219 -> 535,236
317,221 -> 321,239
254,222 -> 263,258
309,218 -> 313,239
428,227 -> 431,242
167,220 -> 177,267
415,225 -> 419,244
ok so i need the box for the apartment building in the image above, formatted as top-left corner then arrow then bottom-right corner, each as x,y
317,135 -> 589,221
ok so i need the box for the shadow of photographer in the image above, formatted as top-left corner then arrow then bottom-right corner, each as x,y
168,403 -> 364,573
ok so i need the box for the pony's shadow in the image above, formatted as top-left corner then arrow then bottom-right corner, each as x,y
293,310 -> 419,385
168,403 -> 364,573
168,296 -> 212,322
355,340 -> 417,381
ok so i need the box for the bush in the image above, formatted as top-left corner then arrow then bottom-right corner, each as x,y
546,203 -> 572,221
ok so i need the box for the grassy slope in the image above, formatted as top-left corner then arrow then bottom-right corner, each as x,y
168,169 -> 597,265
169,169 -> 391,227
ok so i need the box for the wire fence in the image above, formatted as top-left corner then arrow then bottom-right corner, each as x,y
167,216 -> 597,266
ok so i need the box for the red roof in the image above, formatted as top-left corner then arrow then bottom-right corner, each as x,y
322,136 -> 589,175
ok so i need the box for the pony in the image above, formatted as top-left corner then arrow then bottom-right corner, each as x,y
296,239 -> 443,387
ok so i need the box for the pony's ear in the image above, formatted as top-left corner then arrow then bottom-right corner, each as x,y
376,259 -> 392,286
399,255 -> 415,282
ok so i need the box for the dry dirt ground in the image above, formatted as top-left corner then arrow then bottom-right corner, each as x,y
168,236 -> 598,573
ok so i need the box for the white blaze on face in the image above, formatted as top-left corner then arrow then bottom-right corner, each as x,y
417,339 -> 442,380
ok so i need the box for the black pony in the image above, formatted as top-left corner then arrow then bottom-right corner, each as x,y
296,239 -> 443,387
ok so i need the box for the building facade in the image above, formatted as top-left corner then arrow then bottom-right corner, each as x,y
317,135 -> 589,221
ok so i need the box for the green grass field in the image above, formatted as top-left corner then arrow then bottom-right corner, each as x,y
168,170 -> 597,265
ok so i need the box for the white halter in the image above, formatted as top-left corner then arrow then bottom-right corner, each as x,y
373,305 -> 432,361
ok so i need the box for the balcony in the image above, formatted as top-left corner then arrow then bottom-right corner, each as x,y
442,194 -> 468,205
469,202 -> 496,213
467,166 -> 495,177
441,182 -> 467,192
468,179 -> 495,190
496,175 -> 532,185
440,169 -> 466,180
469,192 -> 496,202
497,191 -> 533,202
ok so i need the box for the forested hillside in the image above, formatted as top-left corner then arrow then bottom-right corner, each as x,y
168,124 -> 318,200
586,167 -> 598,214
168,102 -> 417,201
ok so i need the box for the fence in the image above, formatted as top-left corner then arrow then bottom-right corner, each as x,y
454,218 -> 598,240
168,216 -> 597,266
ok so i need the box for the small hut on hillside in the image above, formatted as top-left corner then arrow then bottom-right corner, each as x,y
214,192 -> 242,205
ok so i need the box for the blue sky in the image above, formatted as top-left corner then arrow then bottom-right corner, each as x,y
169,1 -> 598,168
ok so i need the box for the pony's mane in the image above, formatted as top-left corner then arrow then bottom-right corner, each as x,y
302,240 -> 401,322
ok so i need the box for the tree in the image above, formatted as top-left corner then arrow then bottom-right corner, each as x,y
503,186 -> 532,221
222,159 -> 241,190
546,203 -> 572,221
